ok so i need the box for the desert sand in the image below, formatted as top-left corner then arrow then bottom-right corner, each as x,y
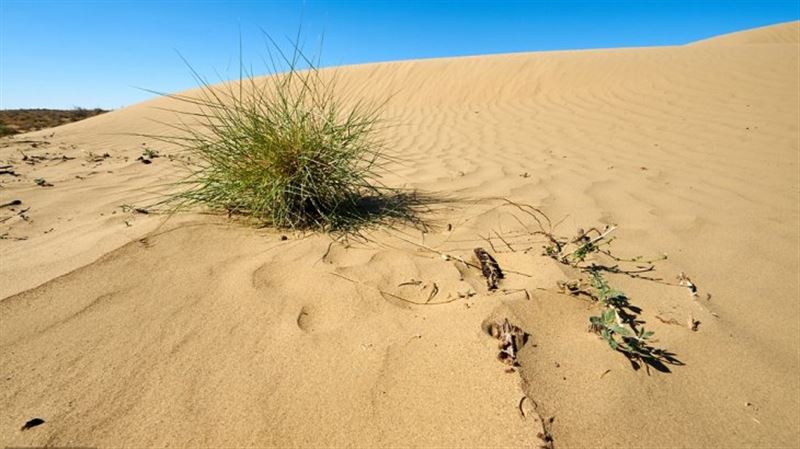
1,21 -> 798,448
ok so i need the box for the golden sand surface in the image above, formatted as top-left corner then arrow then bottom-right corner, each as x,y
2,21 -> 798,448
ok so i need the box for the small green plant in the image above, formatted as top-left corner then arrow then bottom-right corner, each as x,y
142,148 -> 160,159
589,307 -> 662,364
145,36 -> 416,233
585,269 -> 676,371
566,240 -> 680,371
497,200 -> 681,372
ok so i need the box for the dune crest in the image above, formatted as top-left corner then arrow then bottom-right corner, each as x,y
691,20 -> 799,45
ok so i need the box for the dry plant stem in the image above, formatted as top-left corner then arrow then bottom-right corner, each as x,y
572,226 -> 604,242
480,234 -> 499,253
598,248 -> 667,265
494,229 -> 516,252
567,225 -> 617,262
517,396 -> 529,418
496,197 -> 564,251
329,272 -> 459,306
391,233 -> 532,278
317,241 -> 335,264
655,315 -> 682,326
398,280 -> 422,287
502,288 -> 531,300
425,282 -> 440,303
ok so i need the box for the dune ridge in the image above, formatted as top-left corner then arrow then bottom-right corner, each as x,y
691,20 -> 799,45
1,22 -> 798,448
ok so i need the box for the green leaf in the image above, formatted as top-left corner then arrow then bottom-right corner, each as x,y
610,326 -> 631,337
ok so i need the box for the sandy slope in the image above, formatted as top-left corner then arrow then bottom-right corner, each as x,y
692,20 -> 799,45
1,21 -> 798,448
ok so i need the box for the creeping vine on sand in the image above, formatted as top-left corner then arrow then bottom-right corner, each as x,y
496,199 -> 683,372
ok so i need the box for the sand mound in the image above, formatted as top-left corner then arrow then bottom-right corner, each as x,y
1,22 -> 798,448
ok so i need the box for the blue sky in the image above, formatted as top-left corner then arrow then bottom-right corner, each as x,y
1,1 -> 798,109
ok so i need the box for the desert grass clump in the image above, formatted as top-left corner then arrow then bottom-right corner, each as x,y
152,42 -> 405,232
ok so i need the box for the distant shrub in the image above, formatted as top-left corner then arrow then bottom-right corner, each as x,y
0,109 -> 107,135
0,121 -> 16,137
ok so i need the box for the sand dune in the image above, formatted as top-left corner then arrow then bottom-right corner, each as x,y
692,20 -> 799,45
1,22 -> 798,448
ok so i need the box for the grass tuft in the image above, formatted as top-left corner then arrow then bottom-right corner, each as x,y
147,36 -> 418,233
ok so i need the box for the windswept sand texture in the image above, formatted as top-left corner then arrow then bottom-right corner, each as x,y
1,22 -> 799,448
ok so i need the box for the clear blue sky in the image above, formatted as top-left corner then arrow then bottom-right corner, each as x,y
1,0 -> 798,109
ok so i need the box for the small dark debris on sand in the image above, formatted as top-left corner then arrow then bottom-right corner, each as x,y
0,233 -> 28,240
689,313 -> 701,331
20,417 -> 45,431
0,165 -> 19,176
677,272 -> 699,298
21,153 -> 47,165
474,247 -> 503,290
0,206 -> 30,224
86,151 -> 111,162
483,318 -> 527,371
137,148 -> 160,165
